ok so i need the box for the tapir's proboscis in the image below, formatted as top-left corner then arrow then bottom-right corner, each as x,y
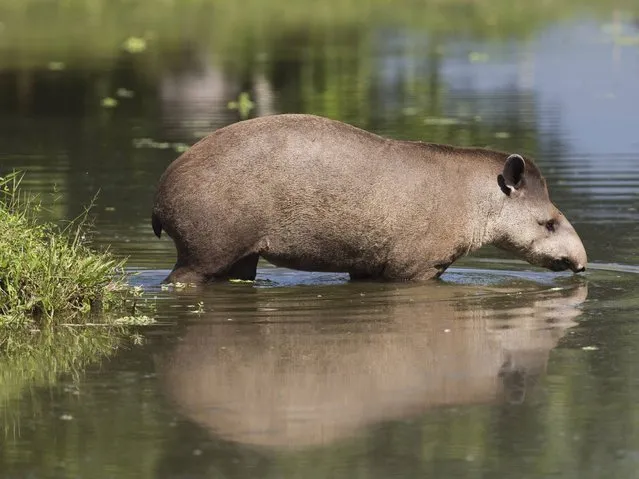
152,114 -> 587,284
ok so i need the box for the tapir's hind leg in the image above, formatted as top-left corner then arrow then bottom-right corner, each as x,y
159,214 -> 263,284
163,264 -> 205,285
215,253 -> 259,281
163,252 -> 259,284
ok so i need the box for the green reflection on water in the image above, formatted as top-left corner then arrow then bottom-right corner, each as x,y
1,326 -> 122,428
0,0 -> 637,70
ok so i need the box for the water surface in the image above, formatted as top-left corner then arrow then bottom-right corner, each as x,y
1,2 -> 638,478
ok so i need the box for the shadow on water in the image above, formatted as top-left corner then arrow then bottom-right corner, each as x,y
155,274 -> 587,450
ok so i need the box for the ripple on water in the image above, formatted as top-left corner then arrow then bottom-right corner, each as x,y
127,262 -> 595,326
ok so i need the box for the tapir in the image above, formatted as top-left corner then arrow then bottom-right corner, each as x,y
151,114 -> 587,284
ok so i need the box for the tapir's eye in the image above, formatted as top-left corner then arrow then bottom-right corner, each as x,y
545,220 -> 557,233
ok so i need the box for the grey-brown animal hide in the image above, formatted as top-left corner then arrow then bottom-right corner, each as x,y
157,283 -> 587,449
152,114 -> 587,283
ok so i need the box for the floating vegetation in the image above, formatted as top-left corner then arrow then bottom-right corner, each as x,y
187,301 -> 206,315
132,138 -> 190,154
122,36 -> 148,54
113,315 -> 156,326
402,107 -> 419,116
115,88 -> 135,98
494,131 -> 511,139
228,92 -> 255,120
173,143 -> 190,153
101,97 -> 118,108
423,117 -> 460,126
47,61 -> 65,71
160,282 -> 197,291
468,51 -> 490,63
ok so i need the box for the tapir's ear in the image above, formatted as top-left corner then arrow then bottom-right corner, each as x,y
498,154 -> 525,196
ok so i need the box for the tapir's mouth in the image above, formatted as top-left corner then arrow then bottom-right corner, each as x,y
548,258 -> 586,273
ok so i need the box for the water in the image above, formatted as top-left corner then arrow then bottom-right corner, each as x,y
1,1 -> 639,477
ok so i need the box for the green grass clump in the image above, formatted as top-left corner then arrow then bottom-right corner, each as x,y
0,172 -> 136,328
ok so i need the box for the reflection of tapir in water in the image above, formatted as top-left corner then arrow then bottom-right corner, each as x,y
158,283 -> 587,449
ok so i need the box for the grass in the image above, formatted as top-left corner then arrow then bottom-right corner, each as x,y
0,172 -> 156,439
0,171 -> 151,332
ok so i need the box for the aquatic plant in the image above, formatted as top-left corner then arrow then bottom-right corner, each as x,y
0,172 -> 146,330
228,92 -> 255,120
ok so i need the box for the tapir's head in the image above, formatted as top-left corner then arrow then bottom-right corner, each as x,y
492,154 -> 587,274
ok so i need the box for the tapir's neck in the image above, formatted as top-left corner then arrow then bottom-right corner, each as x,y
459,186 -> 505,258
468,174 -> 505,252
414,143 -> 506,257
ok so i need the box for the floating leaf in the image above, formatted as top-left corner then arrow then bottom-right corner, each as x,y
228,92 -> 255,120
423,117 -> 459,126
115,88 -> 135,98
47,61 -> 65,71
101,97 -> 118,108
494,131 -> 511,139
132,138 -> 169,149
114,315 -> 156,326
188,301 -> 205,314
173,143 -> 190,153
468,52 -> 489,63
132,138 -> 190,153
122,36 -> 147,54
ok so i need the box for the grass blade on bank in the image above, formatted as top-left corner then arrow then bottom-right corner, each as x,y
0,171 -> 152,331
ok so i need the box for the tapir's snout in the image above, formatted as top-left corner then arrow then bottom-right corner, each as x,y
573,262 -> 586,273
564,222 -> 588,274
546,222 -> 587,274
526,216 -> 588,275
549,257 -> 586,273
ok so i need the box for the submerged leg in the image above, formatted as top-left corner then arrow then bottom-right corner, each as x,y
163,265 -> 206,285
164,254 -> 260,284
217,253 -> 260,281
349,271 -> 377,282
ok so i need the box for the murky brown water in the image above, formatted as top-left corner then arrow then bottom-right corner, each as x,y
1,2 -> 639,478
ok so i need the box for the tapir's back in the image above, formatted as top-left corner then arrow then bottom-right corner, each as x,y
166,114 -> 419,190
154,114 -> 450,238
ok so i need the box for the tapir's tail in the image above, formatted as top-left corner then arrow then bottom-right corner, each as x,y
151,211 -> 163,238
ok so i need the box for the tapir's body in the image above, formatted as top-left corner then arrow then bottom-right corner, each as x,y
152,114 -> 587,284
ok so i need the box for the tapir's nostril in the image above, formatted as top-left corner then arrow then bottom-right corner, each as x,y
551,258 -> 586,273
567,258 -> 586,273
